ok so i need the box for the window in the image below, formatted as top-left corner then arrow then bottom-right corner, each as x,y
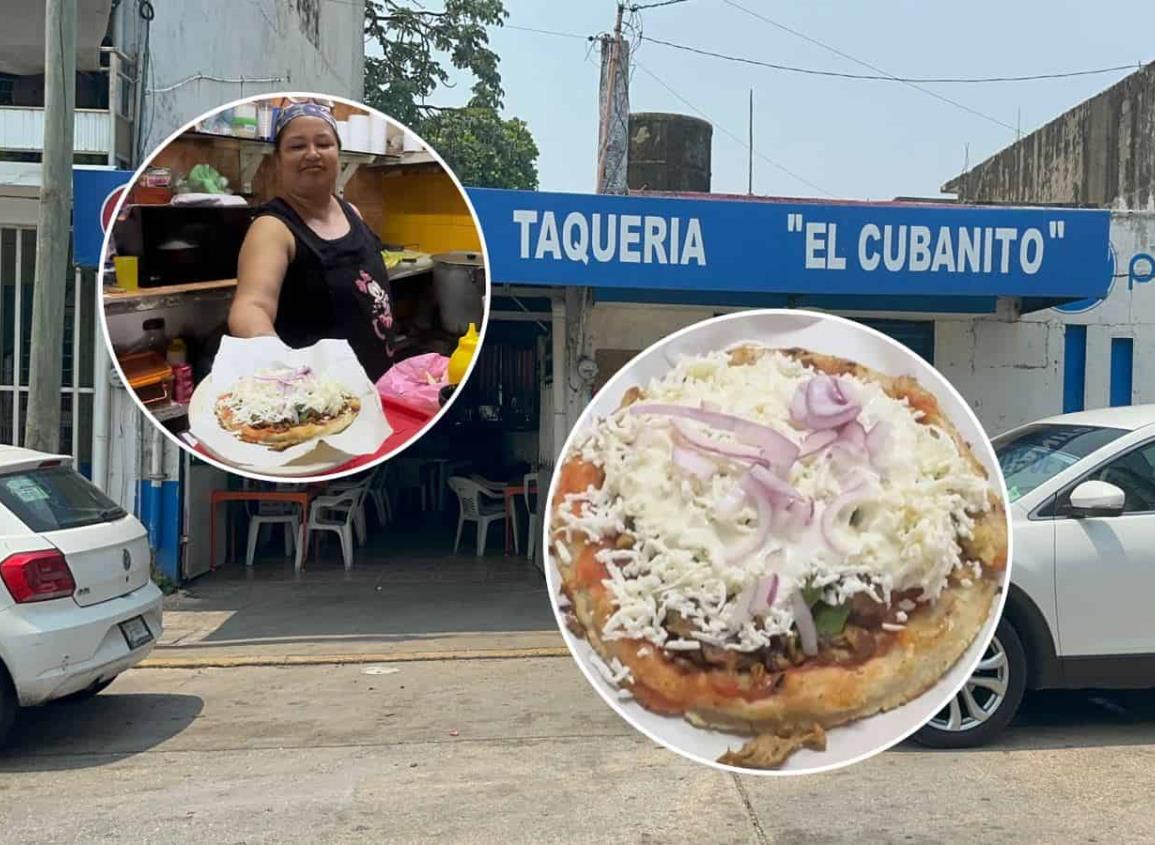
994,423 -> 1126,503
1088,441 -> 1155,514
0,465 -> 125,533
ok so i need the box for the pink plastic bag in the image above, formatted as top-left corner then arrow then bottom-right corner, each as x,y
376,353 -> 450,415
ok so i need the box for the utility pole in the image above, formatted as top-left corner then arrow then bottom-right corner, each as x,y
596,4 -> 629,194
25,0 -> 77,453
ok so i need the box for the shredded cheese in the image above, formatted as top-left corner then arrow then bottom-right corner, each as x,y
219,367 -> 354,427
558,348 -> 995,654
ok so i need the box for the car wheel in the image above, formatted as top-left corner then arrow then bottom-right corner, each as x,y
0,666 -> 16,747
55,676 -> 117,703
912,619 -> 1027,749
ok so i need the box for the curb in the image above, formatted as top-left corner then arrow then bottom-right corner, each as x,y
139,646 -> 571,669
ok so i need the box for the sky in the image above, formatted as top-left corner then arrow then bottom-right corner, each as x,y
433,0 -> 1155,200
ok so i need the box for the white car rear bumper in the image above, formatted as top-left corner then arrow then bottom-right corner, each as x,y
0,582 -> 164,706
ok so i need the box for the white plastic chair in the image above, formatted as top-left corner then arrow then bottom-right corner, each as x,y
305,481 -> 370,571
448,476 -> 507,557
366,464 -> 392,525
325,471 -> 376,544
523,472 -> 540,567
245,492 -> 302,570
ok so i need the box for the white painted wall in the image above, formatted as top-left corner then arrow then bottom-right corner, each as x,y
139,0 -> 364,154
935,211 -> 1155,434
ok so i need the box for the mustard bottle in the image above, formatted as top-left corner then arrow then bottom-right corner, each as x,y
447,323 -> 479,385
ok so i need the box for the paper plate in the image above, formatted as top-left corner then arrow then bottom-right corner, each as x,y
543,309 -> 1012,776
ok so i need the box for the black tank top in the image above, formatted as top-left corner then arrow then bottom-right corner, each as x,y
256,196 -> 396,382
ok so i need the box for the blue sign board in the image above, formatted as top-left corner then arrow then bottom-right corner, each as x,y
72,167 -> 134,267
466,188 -> 1114,303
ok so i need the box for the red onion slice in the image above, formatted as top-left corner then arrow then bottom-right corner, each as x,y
799,429 -> 839,458
839,420 -> 867,449
631,404 -> 799,470
748,465 -> 801,505
726,475 -> 774,563
715,484 -> 749,518
749,572 -> 780,616
671,443 -> 718,481
819,482 -> 875,553
792,375 -> 862,431
791,590 -> 819,656
671,419 -> 765,464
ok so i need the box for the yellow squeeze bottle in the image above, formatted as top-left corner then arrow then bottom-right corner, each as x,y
447,323 -> 479,385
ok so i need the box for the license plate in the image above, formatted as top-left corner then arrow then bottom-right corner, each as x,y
119,616 -> 153,650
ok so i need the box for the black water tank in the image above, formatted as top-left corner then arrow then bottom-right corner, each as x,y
628,112 -> 712,192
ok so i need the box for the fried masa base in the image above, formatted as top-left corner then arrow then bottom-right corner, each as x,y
215,396 -> 360,451
552,344 -> 1009,769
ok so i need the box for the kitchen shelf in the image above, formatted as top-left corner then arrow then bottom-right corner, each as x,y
103,278 -> 237,314
389,257 -> 435,281
147,401 -> 191,423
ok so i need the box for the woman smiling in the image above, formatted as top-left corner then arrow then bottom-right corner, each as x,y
229,102 -> 398,381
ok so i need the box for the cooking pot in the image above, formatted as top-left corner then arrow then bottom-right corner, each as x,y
431,251 -> 485,336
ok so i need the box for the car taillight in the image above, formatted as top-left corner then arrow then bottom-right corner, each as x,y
0,550 -> 76,603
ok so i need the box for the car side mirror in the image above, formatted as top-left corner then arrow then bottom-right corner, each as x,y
1066,480 -> 1126,518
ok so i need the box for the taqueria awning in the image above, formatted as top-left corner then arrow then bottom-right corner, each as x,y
465,189 -> 1115,314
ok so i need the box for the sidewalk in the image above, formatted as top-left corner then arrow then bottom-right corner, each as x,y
155,543 -> 565,665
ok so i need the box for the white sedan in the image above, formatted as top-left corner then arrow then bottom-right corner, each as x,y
915,405 -> 1155,747
0,446 -> 163,743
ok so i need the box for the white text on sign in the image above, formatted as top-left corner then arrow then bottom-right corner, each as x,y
513,210 -> 707,266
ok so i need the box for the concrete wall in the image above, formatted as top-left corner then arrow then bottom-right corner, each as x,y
586,212 -> 1155,437
139,0 -> 363,154
943,63 -> 1155,211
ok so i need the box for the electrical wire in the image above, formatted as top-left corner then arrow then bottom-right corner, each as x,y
504,24 -> 593,41
721,0 -> 1018,132
641,34 -> 1143,84
633,60 -> 834,197
630,0 -> 694,10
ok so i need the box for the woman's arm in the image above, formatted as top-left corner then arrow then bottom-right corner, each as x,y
228,216 -> 294,337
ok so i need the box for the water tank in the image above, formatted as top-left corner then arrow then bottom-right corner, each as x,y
628,112 -> 712,192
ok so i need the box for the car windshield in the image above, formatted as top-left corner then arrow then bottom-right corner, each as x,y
994,424 -> 1127,502
0,465 -> 127,532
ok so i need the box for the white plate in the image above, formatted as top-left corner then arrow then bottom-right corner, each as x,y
544,309 -> 1012,776
188,375 -> 368,478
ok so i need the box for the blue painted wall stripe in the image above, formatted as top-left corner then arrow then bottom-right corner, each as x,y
1063,325 -> 1087,413
1110,337 -> 1134,407
137,479 -> 183,583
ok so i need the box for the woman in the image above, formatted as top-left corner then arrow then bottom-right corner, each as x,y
229,101 -> 397,382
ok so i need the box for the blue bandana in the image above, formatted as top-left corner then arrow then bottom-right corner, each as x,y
274,102 -> 340,147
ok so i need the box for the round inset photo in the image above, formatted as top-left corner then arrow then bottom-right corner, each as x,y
98,93 -> 488,480
546,310 -> 1011,774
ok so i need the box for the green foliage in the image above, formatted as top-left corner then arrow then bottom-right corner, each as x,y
363,0 -> 540,190
364,0 -> 507,128
419,107 -> 538,189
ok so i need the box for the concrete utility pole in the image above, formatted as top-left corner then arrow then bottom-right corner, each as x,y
596,4 -> 629,194
25,0 -> 77,453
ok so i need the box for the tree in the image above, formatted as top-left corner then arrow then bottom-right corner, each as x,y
363,0 -> 538,189
420,108 -> 538,189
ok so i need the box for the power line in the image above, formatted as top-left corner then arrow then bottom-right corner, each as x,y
642,34 -> 1143,83
630,0 -> 693,10
504,24 -> 593,42
634,60 -> 834,198
721,0 -> 1018,133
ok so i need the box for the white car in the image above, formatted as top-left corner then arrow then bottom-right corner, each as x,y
915,405 -> 1155,747
0,446 -> 163,744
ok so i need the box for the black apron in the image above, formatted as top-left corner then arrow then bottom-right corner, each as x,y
256,196 -> 396,382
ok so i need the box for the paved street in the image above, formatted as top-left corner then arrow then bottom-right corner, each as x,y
1,657 -> 1153,844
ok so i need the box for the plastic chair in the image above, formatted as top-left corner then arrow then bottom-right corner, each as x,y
305,481 -> 370,571
366,464 -> 392,525
448,476 -> 507,556
325,471 -> 376,544
245,491 -> 302,570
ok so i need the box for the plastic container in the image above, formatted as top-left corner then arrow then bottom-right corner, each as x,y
171,363 -> 194,404
141,318 -> 167,356
233,103 -> 258,139
166,337 -> 187,366
119,351 -> 174,406
447,323 -> 480,386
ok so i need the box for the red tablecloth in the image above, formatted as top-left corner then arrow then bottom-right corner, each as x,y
194,394 -> 435,475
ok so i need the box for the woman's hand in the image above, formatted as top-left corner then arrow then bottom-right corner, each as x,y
229,216 -> 294,337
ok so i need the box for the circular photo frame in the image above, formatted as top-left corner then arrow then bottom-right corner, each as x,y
97,91 -> 491,483
544,309 -> 1013,775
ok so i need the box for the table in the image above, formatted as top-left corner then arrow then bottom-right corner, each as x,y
209,489 -> 317,573
503,481 -> 538,555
